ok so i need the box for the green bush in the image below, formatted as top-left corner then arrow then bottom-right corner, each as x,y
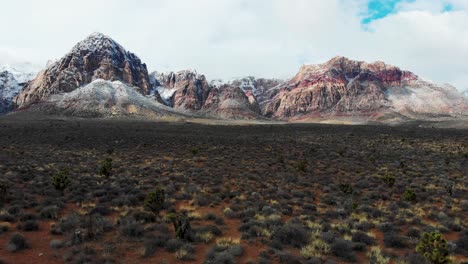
403,188 -> 416,201
52,169 -> 71,194
416,232 -> 451,264
144,187 -> 165,216
98,158 -> 113,177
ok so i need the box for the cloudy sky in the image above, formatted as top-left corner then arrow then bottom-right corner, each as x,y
1,0 -> 467,91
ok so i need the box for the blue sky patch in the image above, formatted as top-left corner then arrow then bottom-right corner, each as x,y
443,3 -> 453,12
362,0 -> 413,24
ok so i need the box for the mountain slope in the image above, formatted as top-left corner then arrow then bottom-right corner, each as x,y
32,79 -> 186,118
262,56 -> 467,121
151,71 -> 263,119
15,33 -> 152,107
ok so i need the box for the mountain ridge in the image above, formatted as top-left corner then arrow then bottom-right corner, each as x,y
1,32 -> 466,123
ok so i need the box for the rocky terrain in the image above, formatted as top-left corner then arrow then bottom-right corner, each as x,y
14,33 -> 152,107
261,56 -> 467,121
0,33 -> 466,123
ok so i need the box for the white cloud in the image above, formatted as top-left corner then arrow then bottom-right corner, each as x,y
0,0 -> 466,91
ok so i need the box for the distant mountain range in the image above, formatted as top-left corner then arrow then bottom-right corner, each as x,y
1,32 -> 467,123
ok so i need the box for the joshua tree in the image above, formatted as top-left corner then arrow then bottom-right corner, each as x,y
416,232 -> 451,264
167,212 -> 192,241
99,158 -> 113,177
52,169 -> 71,195
144,187 -> 165,216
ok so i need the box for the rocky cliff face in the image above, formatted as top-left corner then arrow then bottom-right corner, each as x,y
203,84 -> 261,119
0,65 -> 37,113
150,70 -> 210,110
7,32 -> 466,122
15,33 -> 151,107
262,56 -> 465,120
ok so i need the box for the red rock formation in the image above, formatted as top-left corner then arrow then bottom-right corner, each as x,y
262,56 -> 421,119
15,33 -> 152,107
202,84 -> 261,119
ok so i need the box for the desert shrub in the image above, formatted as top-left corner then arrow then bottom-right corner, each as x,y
356,221 -> 375,231
166,239 -> 184,252
175,244 -> 195,260
403,188 -> 416,201
460,200 -> 468,212
384,232 -> 408,248
7,233 -> 29,252
204,213 -> 218,221
50,239 -> 64,249
206,249 -> 235,264
416,232 -> 451,264
379,222 -> 397,233
19,213 -> 37,221
0,181 -> 8,206
352,231 -> 376,245
278,251 -> 302,264
407,228 -> 421,239
81,214 -> 112,240
296,160 -> 308,172
89,205 -> 112,216
7,205 -> 22,216
144,187 -> 165,216
382,174 -> 396,188
352,241 -> 367,251
18,219 -> 39,231
98,158 -> 113,177
300,239 -> 331,259
40,205 -> 59,219
132,211 -> 156,224
119,222 -> 145,238
227,244 -> 243,257
0,223 -> 10,234
141,239 -> 158,257
190,147 -> 200,155
321,195 -> 336,205
454,230 -> 468,256
330,239 -> 356,262
51,213 -> 80,235
367,246 -> 390,264
197,225 -> 222,236
51,169 -> 71,194
273,223 -> 309,248
339,183 -> 353,195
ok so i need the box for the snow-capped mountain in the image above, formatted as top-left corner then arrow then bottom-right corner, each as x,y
15,32 -> 153,108
210,76 -> 284,96
0,64 -> 38,113
262,56 -> 467,121
6,32 -> 467,122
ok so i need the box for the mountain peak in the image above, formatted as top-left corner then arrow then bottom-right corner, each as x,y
15,32 -> 152,107
71,32 -> 123,54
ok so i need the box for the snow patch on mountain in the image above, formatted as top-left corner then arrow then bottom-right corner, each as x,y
45,79 -> 185,118
387,80 -> 467,116
0,64 -> 38,113
155,86 -> 177,103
